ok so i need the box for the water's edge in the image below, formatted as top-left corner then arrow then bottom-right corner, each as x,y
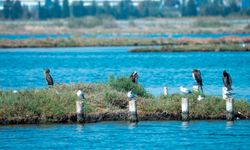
1,111 -> 249,125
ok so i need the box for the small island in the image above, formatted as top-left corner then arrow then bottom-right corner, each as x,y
0,76 -> 249,125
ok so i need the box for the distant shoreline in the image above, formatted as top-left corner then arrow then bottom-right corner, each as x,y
129,45 -> 250,52
0,36 -> 249,49
1,17 -> 250,35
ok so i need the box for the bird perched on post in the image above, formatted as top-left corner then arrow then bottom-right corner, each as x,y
127,88 -> 136,100
192,69 -> 203,94
130,71 -> 139,83
77,90 -> 85,99
44,68 -> 54,88
223,70 -> 232,90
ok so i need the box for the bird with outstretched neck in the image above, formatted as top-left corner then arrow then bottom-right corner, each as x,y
44,68 -> 54,88
192,69 -> 204,95
223,70 -> 232,91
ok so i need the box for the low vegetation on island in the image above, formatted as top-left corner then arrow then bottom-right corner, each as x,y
0,76 -> 249,125
0,36 -> 250,51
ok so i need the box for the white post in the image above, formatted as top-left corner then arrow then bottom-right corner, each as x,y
222,87 -> 229,100
128,99 -> 138,122
226,98 -> 234,121
76,90 -> 84,123
164,86 -> 168,96
181,97 -> 189,121
222,87 -> 234,121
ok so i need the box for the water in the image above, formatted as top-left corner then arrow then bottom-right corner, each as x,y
0,46 -> 250,100
83,33 -> 250,39
0,121 -> 249,149
0,33 -> 250,40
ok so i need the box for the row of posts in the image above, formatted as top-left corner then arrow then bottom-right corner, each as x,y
75,86 -> 234,123
180,86 -> 234,121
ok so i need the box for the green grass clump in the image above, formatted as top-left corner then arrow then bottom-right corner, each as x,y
138,94 -> 250,119
189,96 -> 225,118
108,75 -> 152,98
0,88 -> 76,118
138,94 -> 182,113
103,90 -> 127,109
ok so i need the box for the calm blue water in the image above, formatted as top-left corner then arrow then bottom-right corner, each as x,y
0,33 -> 250,40
0,46 -> 250,100
0,121 -> 249,149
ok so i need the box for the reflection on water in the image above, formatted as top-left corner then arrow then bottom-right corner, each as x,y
128,122 -> 138,129
226,121 -> 234,129
182,121 -> 189,129
76,124 -> 84,133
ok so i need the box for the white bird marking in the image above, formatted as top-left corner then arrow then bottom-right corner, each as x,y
127,91 -> 136,99
77,90 -> 85,99
180,86 -> 191,94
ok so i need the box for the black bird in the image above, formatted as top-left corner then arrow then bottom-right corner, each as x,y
192,69 -> 203,94
130,71 -> 138,83
44,69 -> 54,88
223,70 -> 232,90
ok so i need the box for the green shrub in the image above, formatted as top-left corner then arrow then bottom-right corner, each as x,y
108,75 -> 152,98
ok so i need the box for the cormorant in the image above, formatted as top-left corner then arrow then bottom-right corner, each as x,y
44,68 -> 54,88
223,70 -> 232,90
192,69 -> 203,94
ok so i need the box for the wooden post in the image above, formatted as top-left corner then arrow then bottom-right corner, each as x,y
128,99 -> 138,123
181,97 -> 189,121
76,90 -> 84,123
226,98 -> 234,121
164,86 -> 168,96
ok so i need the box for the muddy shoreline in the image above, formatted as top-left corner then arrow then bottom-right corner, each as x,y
1,111 -> 249,125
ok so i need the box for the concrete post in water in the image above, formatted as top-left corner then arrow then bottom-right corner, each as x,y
128,99 -> 138,122
164,86 -> 168,96
76,90 -> 85,123
226,98 -> 234,121
222,87 -> 234,121
222,87 -> 229,100
181,97 -> 189,121
127,89 -> 138,122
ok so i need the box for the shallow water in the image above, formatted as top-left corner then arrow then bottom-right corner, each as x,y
0,46 -> 250,100
0,121 -> 249,150
0,33 -> 249,40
